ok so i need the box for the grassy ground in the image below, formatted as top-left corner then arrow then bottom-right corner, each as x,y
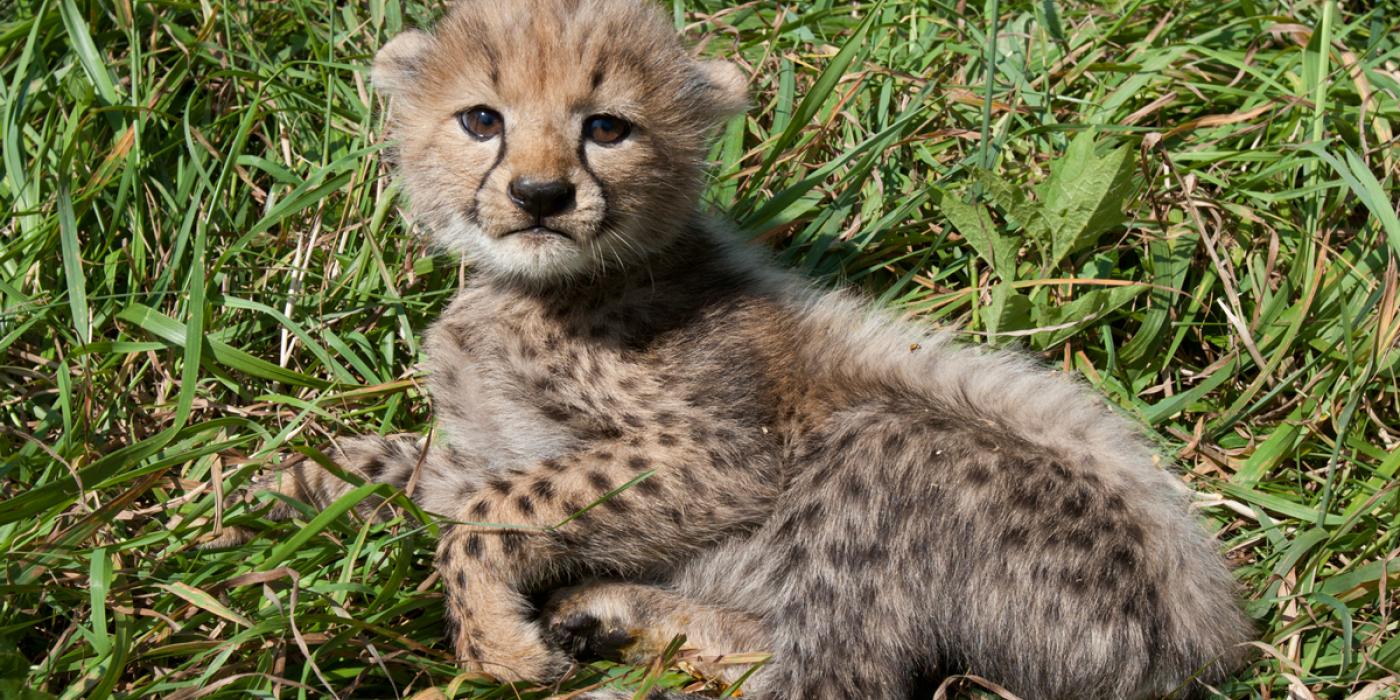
1,0 -> 1397,697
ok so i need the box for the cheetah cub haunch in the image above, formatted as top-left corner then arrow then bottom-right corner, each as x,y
259,0 -> 1253,697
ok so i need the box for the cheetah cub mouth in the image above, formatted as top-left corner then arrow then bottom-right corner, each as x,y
371,1 -> 748,284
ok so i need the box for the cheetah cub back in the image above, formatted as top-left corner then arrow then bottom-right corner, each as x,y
253,0 -> 1254,697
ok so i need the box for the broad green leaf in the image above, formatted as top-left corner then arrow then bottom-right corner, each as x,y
1033,131 -> 1138,270
943,196 -> 1020,280
1032,283 -> 1145,347
985,281 -> 1032,340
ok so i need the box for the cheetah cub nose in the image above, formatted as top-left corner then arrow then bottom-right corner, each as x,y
508,177 -> 576,219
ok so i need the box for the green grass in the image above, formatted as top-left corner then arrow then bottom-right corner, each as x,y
2,0 -> 1397,697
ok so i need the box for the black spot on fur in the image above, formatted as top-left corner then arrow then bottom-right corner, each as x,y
501,531 -> 526,556
677,464 -> 701,492
1063,487 -> 1091,518
540,404 -> 570,423
636,476 -> 661,496
883,432 -> 906,454
708,448 -> 736,472
828,540 -> 889,569
543,458 -> 565,472
1121,585 -> 1161,620
1104,544 -> 1140,581
622,413 -> 644,428
628,455 -> 649,471
1121,521 -> 1146,545
1060,568 -> 1090,593
514,494 -> 534,516
591,424 -> 624,440
470,500 -> 491,519
587,471 -> 611,491
842,473 -> 867,503
488,478 -> 512,496
771,544 -> 809,583
1011,484 -> 1042,510
463,534 -> 483,559
657,433 -> 677,447
832,430 -> 859,453
530,479 -> 555,501
966,465 -> 992,485
363,456 -> 386,480
1000,526 -> 1029,548
442,607 -> 459,646
1067,529 -> 1095,552
805,576 -> 836,607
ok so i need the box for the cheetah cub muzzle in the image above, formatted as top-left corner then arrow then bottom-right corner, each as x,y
247,0 -> 1254,697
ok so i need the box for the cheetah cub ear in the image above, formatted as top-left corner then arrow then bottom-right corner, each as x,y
372,29 -> 431,97
695,59 -> 750,120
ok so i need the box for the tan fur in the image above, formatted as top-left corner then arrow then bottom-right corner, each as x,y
244,1 -> 1254,697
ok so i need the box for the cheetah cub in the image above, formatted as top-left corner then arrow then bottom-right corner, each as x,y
255,0 -> 1253,697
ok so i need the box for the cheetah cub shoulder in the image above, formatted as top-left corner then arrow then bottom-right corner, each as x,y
258,0 -> 1253,697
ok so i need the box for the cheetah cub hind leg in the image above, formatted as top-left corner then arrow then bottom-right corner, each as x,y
203,434 -> 438,547
544,581 -> 771,688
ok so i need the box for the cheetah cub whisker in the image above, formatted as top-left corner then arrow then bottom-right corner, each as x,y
250,0 -> 1254,697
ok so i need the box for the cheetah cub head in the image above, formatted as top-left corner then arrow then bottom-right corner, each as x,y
373,0 -> 748,283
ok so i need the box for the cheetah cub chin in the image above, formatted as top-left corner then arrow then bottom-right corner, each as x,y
252,0 -> 1253,697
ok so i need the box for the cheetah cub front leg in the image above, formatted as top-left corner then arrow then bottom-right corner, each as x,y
432,424 -> 775,683
544,581 -> 771,685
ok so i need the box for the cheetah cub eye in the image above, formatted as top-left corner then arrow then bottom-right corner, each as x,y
583,115 -> 630,146
459,106 -> 504,141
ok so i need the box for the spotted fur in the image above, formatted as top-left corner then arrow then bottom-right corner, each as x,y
248,0 -> 1254,697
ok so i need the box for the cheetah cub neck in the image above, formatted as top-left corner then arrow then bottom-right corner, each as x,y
373,0 -> 748,287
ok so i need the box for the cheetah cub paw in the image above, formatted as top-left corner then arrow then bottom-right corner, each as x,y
543,583 -> 657,662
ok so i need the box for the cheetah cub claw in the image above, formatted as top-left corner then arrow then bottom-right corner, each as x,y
544,583 -> 650,662
544,581 -> 770,688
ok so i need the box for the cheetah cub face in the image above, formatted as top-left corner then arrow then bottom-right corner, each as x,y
373,0 -> 748,283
